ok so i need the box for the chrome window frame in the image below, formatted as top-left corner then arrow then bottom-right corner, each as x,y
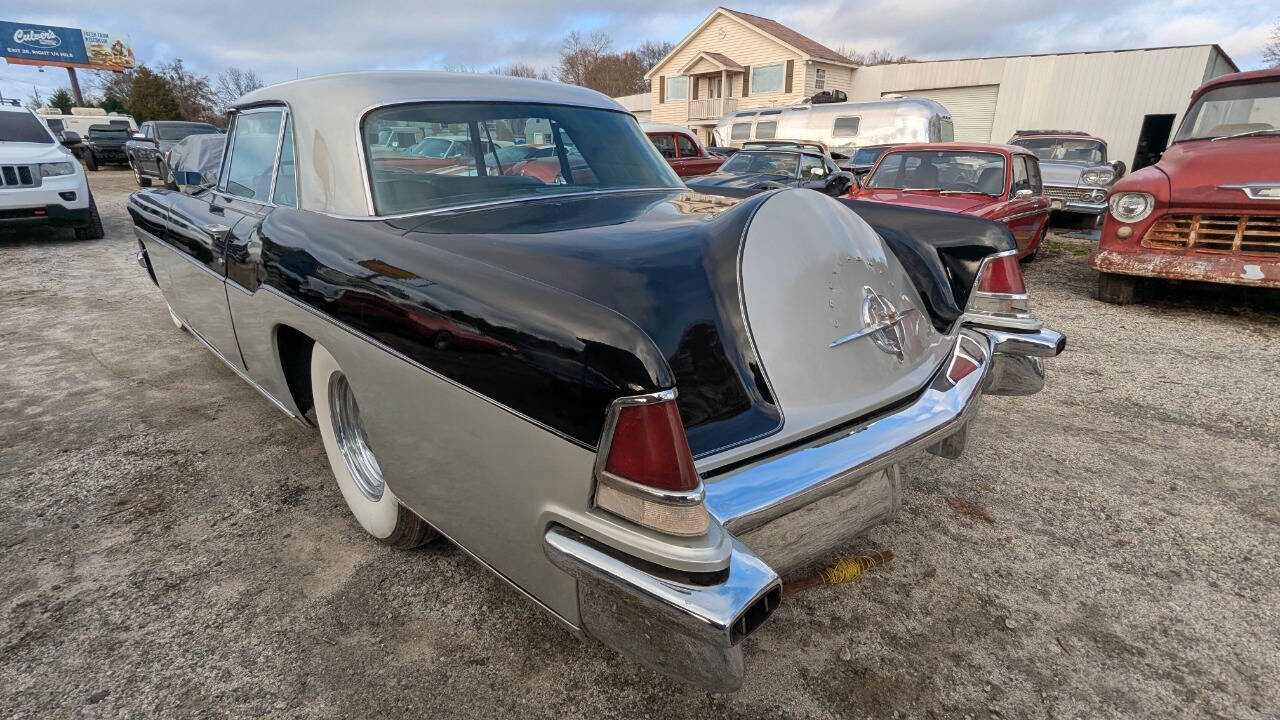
215,104 -> 290,207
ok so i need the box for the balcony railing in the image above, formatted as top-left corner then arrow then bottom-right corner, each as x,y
688,97 -> 738,121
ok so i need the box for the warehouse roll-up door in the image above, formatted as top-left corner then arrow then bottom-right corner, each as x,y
885,85 -> 1000,142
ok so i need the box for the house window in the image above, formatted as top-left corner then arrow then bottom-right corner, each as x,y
751,63 -> 785,94
755,121 -> 777,139
731,123 -> 752,140
815,68 -> 826,91
666,76 -> 688,102
832,116 -> 860,137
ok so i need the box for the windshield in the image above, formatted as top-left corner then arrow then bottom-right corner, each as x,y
719,151 -> 800,178
1174,80 -> 1280,142
0,112 -> 54,143
852,146 -> 888,165
742,141 -> 820,154
362,102 -> 681,215
157,124 -> 219,141
868,150 -> 1007,195
1010,137 -> 1105,164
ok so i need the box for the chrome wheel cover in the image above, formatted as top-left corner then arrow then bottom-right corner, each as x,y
328,373 -> 385,501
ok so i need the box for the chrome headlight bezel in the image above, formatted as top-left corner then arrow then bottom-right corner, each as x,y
1109,192 -> 1155,224
39,161 -> 76,177
1082,168 -> 1115,186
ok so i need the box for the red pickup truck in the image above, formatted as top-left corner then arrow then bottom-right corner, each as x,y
1091,67 -> 1280,303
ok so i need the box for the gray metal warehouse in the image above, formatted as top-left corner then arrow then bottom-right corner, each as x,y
846,44 -> 1238,171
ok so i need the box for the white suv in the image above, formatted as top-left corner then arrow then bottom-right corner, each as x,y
0,102 -> 104,240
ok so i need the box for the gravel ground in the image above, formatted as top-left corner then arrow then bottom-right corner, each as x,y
2,171 -> 1277,719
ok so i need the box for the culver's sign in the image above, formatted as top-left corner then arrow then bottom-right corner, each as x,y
0,21 -> 88,63
14,28 -> 61,48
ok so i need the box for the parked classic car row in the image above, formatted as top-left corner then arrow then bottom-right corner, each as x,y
125,120 -> 222,187
128,71 -> 1064,691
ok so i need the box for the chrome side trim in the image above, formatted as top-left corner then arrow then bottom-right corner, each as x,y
177,306 -> 308,426
544,526 -> 780,692
1004,207 -> 1052,222
1219,182 -> 1280,200
321,186 -> 686,222
258,285 -> 592,451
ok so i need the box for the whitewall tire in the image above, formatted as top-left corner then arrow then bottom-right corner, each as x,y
310,344 -> 436,549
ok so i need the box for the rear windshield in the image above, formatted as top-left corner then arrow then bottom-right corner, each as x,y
868,151 -> 1007,195
1174,80 -> 1280,142
157,123 -> 219,141
0,112 -> 53,143
88,126 -> 129,139
361,102 -> 681,215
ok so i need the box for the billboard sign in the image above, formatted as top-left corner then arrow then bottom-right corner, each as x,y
0,21 -> 134,70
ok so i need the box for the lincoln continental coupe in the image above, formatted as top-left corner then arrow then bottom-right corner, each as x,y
129,72 -> 1064,691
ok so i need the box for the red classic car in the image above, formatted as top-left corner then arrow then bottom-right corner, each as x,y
849,143 -> 1051,260
642,123 -> 725,177
1091,67 -> 1280,303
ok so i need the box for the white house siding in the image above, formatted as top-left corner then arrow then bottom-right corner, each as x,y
803,62 -> 855,97
848,46 -> 1234,169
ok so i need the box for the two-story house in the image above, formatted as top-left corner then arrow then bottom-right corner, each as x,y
644,7 -> 857,145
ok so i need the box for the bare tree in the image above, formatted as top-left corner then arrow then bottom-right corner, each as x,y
215,67 -> 265,109
583,51 -> 648,96
158,59 -> 219,124
489,63 -> 551,80
635,40 -> 674,71
25,86 -> 45,110
557,30 -> 613,86
1265,19 -> 1280,67
831,44 -> 915,66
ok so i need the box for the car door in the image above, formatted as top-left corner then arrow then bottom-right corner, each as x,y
798,154 -> 833,192
1004,155 -> 1050,254
166,107 -> 287,368
675,133 -> 718,177
145,124 -> 167,177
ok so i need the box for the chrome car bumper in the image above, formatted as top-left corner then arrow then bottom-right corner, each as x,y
543,325 -> 1064,691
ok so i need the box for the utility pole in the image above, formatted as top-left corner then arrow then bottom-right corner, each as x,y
67,67 -> 83,106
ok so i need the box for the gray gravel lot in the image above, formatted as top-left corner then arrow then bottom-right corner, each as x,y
2,170 -> 1278,719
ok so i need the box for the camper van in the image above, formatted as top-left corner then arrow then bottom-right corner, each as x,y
711,97 -> 953,159
35,107 -> 138,137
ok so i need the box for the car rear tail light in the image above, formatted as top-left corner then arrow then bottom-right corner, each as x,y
593,390 -> 710,537
964,250 -> 1036,328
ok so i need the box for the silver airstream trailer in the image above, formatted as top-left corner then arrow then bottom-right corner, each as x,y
712,97 -> 954,156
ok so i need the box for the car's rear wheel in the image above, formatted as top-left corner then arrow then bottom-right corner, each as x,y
1097,272 -> 1137,304
310,344 -> 437,549
133,164 -> 152,188
84,151 -> 98,171
74,195 -> 105,241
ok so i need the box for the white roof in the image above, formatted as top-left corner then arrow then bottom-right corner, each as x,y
231,71 -> 628,216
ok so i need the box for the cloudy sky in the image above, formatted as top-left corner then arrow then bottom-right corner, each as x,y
1,0 -> 1275,105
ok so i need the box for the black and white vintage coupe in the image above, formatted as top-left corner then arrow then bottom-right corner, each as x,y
129,72 -> 1065,691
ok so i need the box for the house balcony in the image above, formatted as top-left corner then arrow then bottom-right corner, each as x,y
688,97 -> 738,121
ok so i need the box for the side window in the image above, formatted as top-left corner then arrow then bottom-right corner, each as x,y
814,68 -> 826,91
141,123 -> 152,138
273,114 -> 296,207
650,133 -> 676,159
800,155 -> 824,177
755,121 -> 777,140
1026,157 -> 1043,195
675,133 -> 699,158
833,116 -> 860,137
730,123 -> 751,141
222,109 -> 284,201
1012,156 -> 1032,195
46,119 -> 65,134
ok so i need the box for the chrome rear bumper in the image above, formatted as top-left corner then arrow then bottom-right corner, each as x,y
543,324 -> 1064,691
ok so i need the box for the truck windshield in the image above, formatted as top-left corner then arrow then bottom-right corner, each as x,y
1174,80 -> 1280,142
868,151 -> 1007,195
0,112 -> 54,143
719,151 -> 800,178
1010,138 -> 1105,164
361,102 -> 682,215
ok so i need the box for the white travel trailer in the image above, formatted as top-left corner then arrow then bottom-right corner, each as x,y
711,97 -> 953,154
35,107 -> 138,137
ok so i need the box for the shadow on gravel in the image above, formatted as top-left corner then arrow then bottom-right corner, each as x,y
0,226 -> 87,248
1126,277 -> 1280,318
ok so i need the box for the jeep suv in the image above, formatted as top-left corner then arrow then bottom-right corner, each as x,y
0,103 -> 104,240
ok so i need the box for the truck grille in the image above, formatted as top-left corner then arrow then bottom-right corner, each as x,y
1044,185 -> 1106,204
1,165 -> 37,188
1142,214 -> 1280,256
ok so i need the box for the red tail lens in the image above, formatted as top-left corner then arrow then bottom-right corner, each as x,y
603,400 -> 699,492
976,254 -> 1027,295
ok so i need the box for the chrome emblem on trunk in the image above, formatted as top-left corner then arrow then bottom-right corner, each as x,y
829,287 -> 917,359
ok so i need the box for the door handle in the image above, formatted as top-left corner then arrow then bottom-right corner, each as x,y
202,223 -> 232,241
